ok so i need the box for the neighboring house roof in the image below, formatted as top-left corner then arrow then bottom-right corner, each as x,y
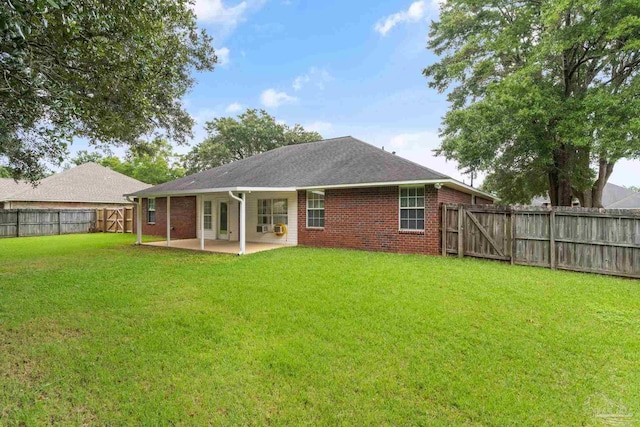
607,192 -> 640,209
129,136 -> 495,199
3,162 -> 151,204
0,178 -> 31,200
602,182 -> 636,207
531,182 -> 636,207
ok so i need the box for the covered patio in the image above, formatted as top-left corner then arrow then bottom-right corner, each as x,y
131,186 -> 298,256
142,239 -> 285,255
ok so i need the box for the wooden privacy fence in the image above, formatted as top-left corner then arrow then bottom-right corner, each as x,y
95,207 -> 133,233
0,209 -> 97,238
442,204 -> 640,278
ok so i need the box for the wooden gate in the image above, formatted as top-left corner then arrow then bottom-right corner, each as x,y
442,204 -> 640,278
442,204 -> 512,261
96,207 -> 133,233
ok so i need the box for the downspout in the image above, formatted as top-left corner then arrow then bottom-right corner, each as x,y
228,191 -> 245,255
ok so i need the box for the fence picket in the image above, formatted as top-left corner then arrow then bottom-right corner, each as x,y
443,204 -> 639,278
0,209 -> 97,238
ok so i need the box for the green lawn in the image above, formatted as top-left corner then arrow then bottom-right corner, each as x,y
1,234 -> 638,426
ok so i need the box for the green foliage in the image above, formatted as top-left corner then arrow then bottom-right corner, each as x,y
1,0 -> 216,182
1,234 -> 639,425
69,150 -> 108,167
69,138 -> 185,185
425,0 -> 640,206
0,167 -> 12,178
184,109 -> 322,174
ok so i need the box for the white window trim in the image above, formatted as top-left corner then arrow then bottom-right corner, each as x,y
306,190 -> 325,229
257,198 -> 289,227
203,200 -> 213,230
147,197 -> 156,224
398,186 -> 425,232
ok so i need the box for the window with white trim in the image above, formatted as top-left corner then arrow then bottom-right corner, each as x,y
307,191 -> 325,228
147,198 -> 156,224
399,187 -> 425,230
257,199 -> 288,227
203,201 -> 212,230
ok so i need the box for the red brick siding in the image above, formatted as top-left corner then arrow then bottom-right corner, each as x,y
297,185 -> 491,256
436,187 -> 493,205
298,186 -> 441,255
437,186 -> 472,205
135,196 -> 197,239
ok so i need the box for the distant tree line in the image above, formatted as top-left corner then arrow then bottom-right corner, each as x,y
70,109 -> 322,184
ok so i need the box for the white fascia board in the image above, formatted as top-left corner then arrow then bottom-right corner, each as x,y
298,179 -> 498,200
125,182 -> 498,201
124,187 -> 297,198
439,180 -> 498,201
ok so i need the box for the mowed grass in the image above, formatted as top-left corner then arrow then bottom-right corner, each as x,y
1,234 -> 639,426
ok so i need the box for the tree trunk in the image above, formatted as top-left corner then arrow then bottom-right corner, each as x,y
574,158 -> 614,208
548,145 -> 574,206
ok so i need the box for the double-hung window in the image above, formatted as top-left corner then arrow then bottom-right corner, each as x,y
257,199 -> 288,227
399,187 -> 425,230
306,191 -> 325,228
147,198 -> 156,224
203,201 -> 212,230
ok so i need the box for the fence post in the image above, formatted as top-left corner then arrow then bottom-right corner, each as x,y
510,209 -> 516,265
58,210 -> 62,235
457,206 -> 464,258
549,209 -> 556,269
441,204 -> 447,257
16,209 -> 20,238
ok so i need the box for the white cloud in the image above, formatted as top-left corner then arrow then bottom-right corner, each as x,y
192,0 -> 267,38
292,75 -> 309,91
292,67 -> 333,91
216,47 -> 230,66
374,0 -> 441,36
260,88 -> 298,108
193,0 -> 248,25
225,102 -> 243,113
303,121 -> 333,134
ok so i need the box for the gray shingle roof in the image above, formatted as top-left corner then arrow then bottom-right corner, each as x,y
607,192 -> 640,209
531,182 -> 637,207
0,178 -> 31,200
4,163 -> 151,204
602,183 -> 636,207
130,136 -> 451,196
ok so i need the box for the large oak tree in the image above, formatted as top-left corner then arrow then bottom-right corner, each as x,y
184,109 -> 322,174
424,0 -> 640,206
1,0 -> 216,181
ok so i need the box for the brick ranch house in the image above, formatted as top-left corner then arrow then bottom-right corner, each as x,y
126,137 -> 495,255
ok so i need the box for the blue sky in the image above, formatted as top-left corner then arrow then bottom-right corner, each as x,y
74,0 -> 640,187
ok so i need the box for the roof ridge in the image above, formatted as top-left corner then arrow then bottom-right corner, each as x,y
347,136 -> 452,180
189,136 -> 355,174
608,191 -> 640,207
5,162 -> 150,202
268,135 -> 353,150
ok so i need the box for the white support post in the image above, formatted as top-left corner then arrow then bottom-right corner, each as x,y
240,193 -> 245,255
136,198 -> 142,245
228,191 -> 245,255
166,196 -> 171,247
200,196 -> 205,251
